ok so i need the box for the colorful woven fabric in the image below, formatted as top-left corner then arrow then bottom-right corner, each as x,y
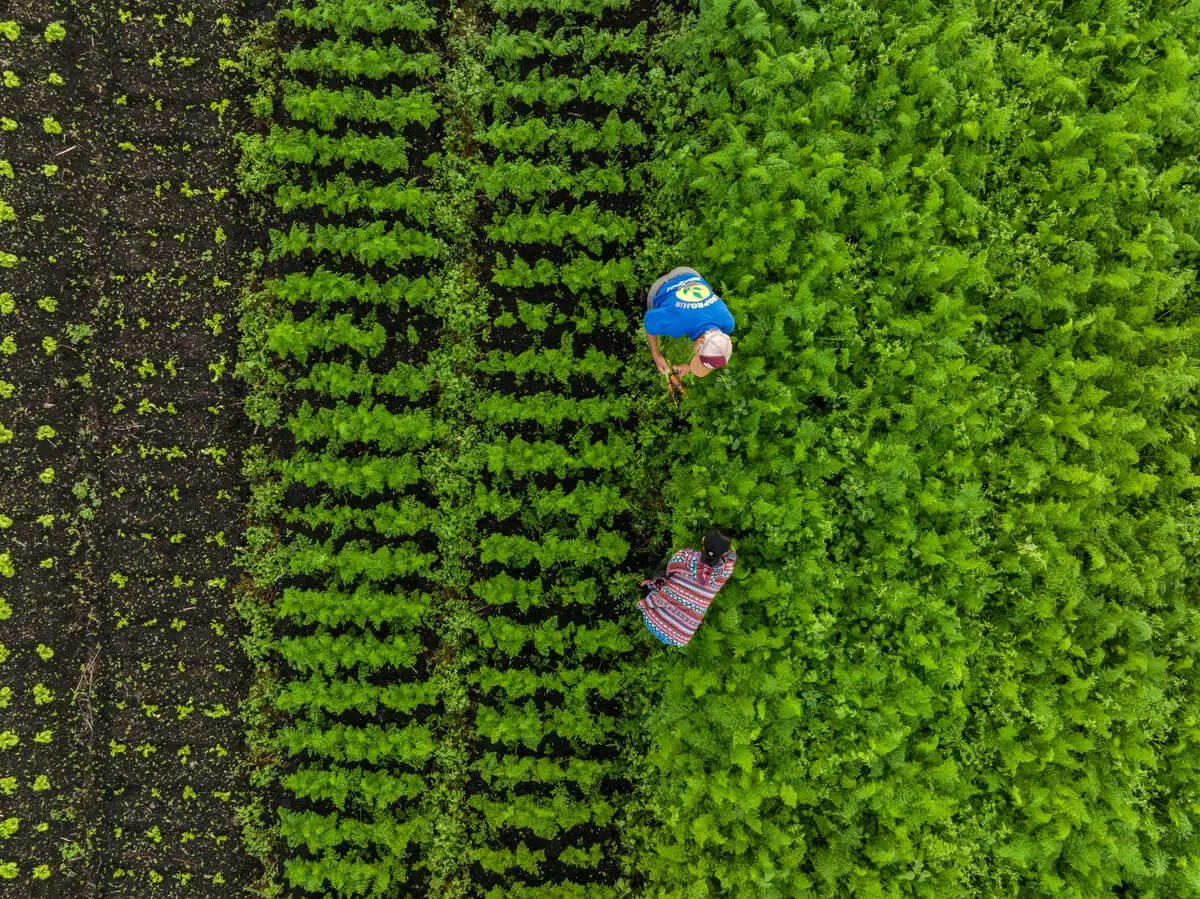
641,609 -> 677,645
637,548 -> 736,647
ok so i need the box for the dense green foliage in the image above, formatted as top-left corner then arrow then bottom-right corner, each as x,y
235,0 -> 1200,896
635,0 -> 1200,895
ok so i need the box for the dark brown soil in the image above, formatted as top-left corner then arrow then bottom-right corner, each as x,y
0,2 -> 269,894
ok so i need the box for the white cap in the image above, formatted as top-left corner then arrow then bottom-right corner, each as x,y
698,331 -> 732,368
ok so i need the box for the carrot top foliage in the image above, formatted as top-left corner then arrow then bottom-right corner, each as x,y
633,0 -> 1200,895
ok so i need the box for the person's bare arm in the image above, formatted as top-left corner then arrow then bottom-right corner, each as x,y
646,330 -> 670,373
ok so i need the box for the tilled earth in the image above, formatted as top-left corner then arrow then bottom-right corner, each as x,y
0,2 -> 269,894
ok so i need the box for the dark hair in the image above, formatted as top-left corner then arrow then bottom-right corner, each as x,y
702,528 -> 732,566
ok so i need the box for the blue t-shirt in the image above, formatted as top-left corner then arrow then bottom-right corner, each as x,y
643,272 -> 735,341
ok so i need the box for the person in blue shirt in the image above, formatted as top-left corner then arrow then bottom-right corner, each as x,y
644,267 -> 734,380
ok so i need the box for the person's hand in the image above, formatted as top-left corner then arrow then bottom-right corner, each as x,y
654,357 -> 670,375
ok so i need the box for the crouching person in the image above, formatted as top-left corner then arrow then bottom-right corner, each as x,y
638,528 -> 736,647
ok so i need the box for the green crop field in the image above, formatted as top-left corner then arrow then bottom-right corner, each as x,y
1,0 -> 1197,896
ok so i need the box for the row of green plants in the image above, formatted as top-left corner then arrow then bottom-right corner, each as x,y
451,3 -> 671,893
237,2 -> 452,893
0,18 -> 85,877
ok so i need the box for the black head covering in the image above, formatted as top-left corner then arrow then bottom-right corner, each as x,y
702,528 -> 732,566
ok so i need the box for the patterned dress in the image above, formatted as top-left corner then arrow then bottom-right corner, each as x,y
638,549 -> 737,646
